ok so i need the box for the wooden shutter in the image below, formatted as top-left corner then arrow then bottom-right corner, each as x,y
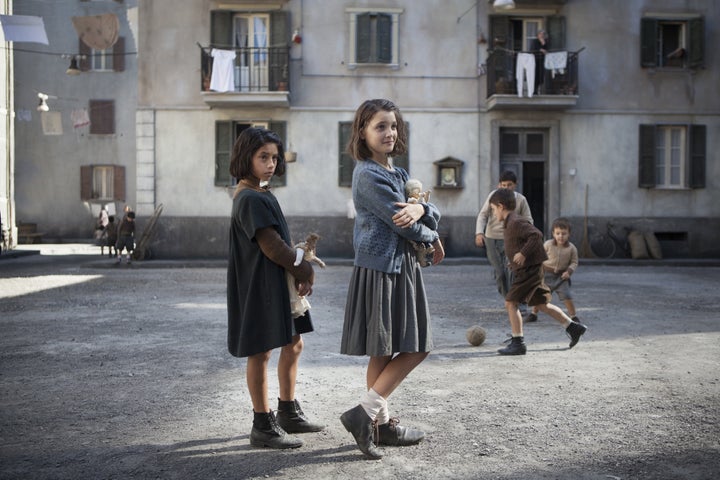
338,122 -> 354,187
640,18 -> 658,68
638,124 -> 656,188
81,166 -> 93,200
211,11 -> 233,47
489,15 -> 510,49
376,13 -> 392,63
687,17 -> 704,69
269,121 -> 287,187
689,125 -> 706,189
113,165 -> 126,201
269,11 -> 289,91
215,121 -> 232,186
545,16 -> 565,49
89,100 -> 115,135
356,13 -> 371,63
113,36 -> 125,72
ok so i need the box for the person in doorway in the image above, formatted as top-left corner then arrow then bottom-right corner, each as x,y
488,188 -> 587,355
526,217 -> 581,323
226,127 -> 324,450
531,30 -> 550,94
339,99 -> 445,460
475,171 -> 533,313
115,211 -> 135,264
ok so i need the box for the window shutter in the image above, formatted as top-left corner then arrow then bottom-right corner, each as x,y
270,11 -> 288,47
338,122 -> 354,187
211,11 -> 233,47
79,39 -> 91,71
356,13 -> 371,63
489,15 -> 510,49
688,17 -> 704,69
545,16 -> 565,49
638,124 -> 656,188
689,125 -> 706,189
269,121 -> 287,187
89,100 -> 115,135
215,121 -> 232,186
112,165 -> 126,201
269,11 -> 289,91
640,18 -> 658,68
376,13 -> 392,63
81,166 -> 93,200
113,36 -> 125,72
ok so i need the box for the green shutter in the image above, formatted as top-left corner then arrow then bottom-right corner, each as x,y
689,125 -> 706,189
339,122 -> 354,187
270,11 -> 289,91
211,11 -> 233,47
113,36 -> 125,72
376,13 -> 392,63
640,18 -> 658,68
215,121 -> 232,186
687,17 -> 704,69
356,13 -> 371,63
638,124 -> 656,188
269,121 -> 287,187
546,16 -> 565,49
489,15 -> 510,49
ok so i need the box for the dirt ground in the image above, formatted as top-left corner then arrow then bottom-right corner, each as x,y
1,247 -> 719,479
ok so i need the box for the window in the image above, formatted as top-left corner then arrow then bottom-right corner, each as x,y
89,100 -> 115,134
338,122 -> 409,187
490,15 -> 565,51
210,10 -> 288,91
347,8 -> 402,68
80,165 -> 125,201
215,121 -> 287,187
640,16 -> 704,69
79,37 -> 125,72
639,124 -> 705,189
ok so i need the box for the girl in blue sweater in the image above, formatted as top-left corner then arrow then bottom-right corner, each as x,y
339,99 -> 445,459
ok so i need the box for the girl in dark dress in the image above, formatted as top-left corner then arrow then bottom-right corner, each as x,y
227,127 -> 323,449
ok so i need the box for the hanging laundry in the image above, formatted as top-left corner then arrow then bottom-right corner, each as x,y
210,49 -> 237,93
41,111 -> 63,135
71,109 -> 90,128
544,51 -> 568,78
15,109 -> 32,122
0,14 -> 49,44
72,13 -> 119,50
516,53 -> 535,98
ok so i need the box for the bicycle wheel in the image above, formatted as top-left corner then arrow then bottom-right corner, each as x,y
590,233 -> 616,259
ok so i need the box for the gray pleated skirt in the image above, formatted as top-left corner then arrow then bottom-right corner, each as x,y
340,242 -> 433,356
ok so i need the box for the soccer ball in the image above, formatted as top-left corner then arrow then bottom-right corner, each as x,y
466,325 -> 487,346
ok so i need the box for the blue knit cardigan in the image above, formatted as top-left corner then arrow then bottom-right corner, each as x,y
352,159 -> 441,274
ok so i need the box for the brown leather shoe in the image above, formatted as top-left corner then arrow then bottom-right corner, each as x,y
340,405 -> 383,459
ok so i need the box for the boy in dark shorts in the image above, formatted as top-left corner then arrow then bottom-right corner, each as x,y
488,188 -> 587,355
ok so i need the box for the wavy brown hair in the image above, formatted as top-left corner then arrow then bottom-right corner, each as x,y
229,127 -> 286,181
346,99 -> 408,161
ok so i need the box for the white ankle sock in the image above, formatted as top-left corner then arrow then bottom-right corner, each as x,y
360,388 -> 387,422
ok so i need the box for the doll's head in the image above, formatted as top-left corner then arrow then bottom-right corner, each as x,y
405,178 -> 429,203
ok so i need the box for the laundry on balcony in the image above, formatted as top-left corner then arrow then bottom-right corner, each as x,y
544,51 -> 568,78
209,48 -> 236,92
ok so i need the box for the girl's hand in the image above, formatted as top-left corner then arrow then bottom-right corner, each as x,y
296,279 -> 313,297
392,202 -> 424,228
432,238 -> 445,265
513,252 -> 526,266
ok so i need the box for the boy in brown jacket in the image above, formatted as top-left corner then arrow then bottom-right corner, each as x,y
489,189 -> 587,355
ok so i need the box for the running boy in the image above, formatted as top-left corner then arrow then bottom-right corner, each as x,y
526,217 -> 580,323
488,189 -> 587,355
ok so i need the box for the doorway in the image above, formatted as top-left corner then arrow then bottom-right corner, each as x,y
499,128 -> 548,235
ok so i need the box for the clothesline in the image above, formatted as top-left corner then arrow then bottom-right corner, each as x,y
490,46 -> 586,56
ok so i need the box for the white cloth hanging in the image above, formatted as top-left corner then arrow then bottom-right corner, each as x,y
544,51 -> 568,78
210,49 -> 237,93
71,109 -> 90,128
41,112 -> 63,135
0,14 -> 48,44
516,53 -> 535,98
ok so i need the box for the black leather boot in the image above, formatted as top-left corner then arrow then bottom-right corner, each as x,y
250,410 -> 303,449
498,336 -> 527,355
339,404 -> 383,460
566,321 -> 587,348
276,399 -> 325,433
377,417 -> 425,446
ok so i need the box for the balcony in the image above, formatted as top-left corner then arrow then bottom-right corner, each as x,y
485,49 -> 581,110
199,45 -> 290,108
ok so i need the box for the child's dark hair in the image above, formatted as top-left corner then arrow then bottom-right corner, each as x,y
347,99 -> 408,161
108,215 -> 115,222
229,127 -> 286,180
489,188 -> 516,210
499,170 -> 517,183
127,211 -> 136,219
552,217 -> 571,232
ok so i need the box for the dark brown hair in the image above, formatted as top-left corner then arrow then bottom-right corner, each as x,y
489,188 -> 516,210
229,127 -> 286,180
552,217 -> 571,232
346,99 -> 408,161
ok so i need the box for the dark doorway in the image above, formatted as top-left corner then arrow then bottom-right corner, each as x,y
523,162 -> 545,234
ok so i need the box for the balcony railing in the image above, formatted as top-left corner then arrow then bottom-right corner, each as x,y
198,45 -> 290,107
486,49 -> 582,109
